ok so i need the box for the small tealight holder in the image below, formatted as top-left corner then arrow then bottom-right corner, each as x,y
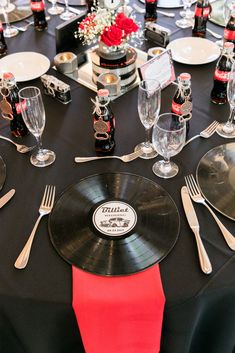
54,52 -> 78,74
147,47 -> 166,60
97,72 -> 121,97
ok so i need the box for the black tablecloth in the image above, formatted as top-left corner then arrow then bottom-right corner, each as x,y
0,3 -> 235,353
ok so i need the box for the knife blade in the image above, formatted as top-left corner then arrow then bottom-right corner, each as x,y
0,189 -> 15,208
181,186 -> 212,275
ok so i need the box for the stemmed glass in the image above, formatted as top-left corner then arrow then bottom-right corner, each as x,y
19,87 -> 56,167
60,0 -> 76,20
176,0 -> 194,29
0,0 -> 18,37
134,79 -> 161,159
48,0 -> 64,15
152,113 -> 186,178
216,71 -> 235,138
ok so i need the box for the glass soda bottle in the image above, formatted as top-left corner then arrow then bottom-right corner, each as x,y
31,0 -> 47,31
224,5 -> 235,49
93,89 -> 115,155
211,42 -> 234,104
2,72 -> 29,137
0,21 -> 7,56
171,73 -> 192,135
192,0 -> 212,38
145,0 -> 157,22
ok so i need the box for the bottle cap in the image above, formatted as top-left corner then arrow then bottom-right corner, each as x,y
224,42 -> 234,49
179,73 -> 191,81
3,72 -> 14,80
98,89 -> 109,97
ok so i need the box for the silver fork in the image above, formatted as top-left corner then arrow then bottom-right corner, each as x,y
184,121 -> 219,147
185,174 -> 235,251
0,135 -> 35,154
12,16 -> 50,32
74,149 -> 143,163
14,185 -> 56,269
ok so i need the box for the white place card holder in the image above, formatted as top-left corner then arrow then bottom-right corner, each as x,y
138,49 -> 175,89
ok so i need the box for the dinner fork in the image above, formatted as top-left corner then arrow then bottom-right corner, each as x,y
0,135 -> 35,154
14,185 -> 56,269
185,174 -> 235,251
74,149 -> 144,163
184,121 -> 219,147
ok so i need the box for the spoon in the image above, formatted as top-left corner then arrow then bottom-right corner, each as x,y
206,28 -> 222,39
12,16 -> 51,32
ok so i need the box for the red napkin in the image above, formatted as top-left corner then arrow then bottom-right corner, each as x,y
72,264 -> 165,353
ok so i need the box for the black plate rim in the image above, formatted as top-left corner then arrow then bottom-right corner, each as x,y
0,156 -> 6,192
48,172 -> 180,276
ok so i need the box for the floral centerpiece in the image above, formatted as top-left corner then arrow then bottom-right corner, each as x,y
77,7 -> 140,59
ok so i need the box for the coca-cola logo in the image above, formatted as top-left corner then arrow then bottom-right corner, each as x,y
15,99 -> 27,115
171,101 -> 182,115
224,29 -> 235,40
214,69 -> 230,82
31,1 -> 45,11
195,6 -> 211,18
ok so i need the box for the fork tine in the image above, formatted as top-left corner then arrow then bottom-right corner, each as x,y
41,185 -> 49,206
49,186 -> 56,207
188,174 -> 197,195
207,121 -> 219,133
189,174 -> 201,194
185,175 -> 196,197
45,185 -> 52,207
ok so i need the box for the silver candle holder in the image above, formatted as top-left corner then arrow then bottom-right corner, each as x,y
96,72 -> 121,97
54,52 -> 78,74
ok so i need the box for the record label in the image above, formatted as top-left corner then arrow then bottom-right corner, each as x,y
92,201 -> 137,236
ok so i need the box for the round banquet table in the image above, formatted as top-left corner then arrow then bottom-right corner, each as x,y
0,2 -> 235,353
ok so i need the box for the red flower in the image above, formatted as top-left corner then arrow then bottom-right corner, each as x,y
79,14 -> 95,30
100,25 -> 123,46
115,13 -> 138,36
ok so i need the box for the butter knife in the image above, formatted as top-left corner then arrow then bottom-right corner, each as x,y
0,189 -> 15,208
181,186 -> 212,275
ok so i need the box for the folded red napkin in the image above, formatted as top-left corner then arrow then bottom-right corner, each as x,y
72,264 -> 165,353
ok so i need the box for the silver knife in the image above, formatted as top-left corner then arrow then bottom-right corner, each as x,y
0,189 -> 15,208
181,186 -> 212,275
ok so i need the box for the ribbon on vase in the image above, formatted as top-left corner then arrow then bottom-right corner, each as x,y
72,264 -> 165,353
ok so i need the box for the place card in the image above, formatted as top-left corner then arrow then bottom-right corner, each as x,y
138,49 -> 175,89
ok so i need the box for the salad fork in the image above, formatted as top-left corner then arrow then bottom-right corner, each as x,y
184,121 -> 219,147
74,149 -> 144,163
14,185 -> 56,269
185,174 -> 235,251
0,135 -> 35,154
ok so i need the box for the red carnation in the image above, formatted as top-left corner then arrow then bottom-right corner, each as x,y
115,13 -> 138,36
100,25 -> 123,46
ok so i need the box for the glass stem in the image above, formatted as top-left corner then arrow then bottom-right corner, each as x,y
36,135 -> 43,153
145,128 -> 151,147
64,0 -> 69,11
3,10 -> 10,31
227,106 -> 235,126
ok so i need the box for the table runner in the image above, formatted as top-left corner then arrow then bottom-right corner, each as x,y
72,264 -> 165,353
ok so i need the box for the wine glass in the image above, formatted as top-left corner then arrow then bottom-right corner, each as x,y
152,113 -> 186,178
134,79 -> 161,160
176,0 -> 194,29
217,71 -> 235,138
60,0 -> 76,20
48,0 -> 64,15
0,0 -> 18,37
18,87 -> 56,167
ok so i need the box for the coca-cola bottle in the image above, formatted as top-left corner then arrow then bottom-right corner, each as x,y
171,73 -> 192,135
0,21 -> 7,56
2,73 -> 28,137
145,0 -> 157,22
192,0 -> 212,38
211,42 -> 234,104
93,89 -> 115,155
224,6 -> 235,48
31,0 -> 47,31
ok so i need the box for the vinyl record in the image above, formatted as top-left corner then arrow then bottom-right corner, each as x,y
0,156 -> 6,191
0,0 -> 32,24
49,173 -> 180,276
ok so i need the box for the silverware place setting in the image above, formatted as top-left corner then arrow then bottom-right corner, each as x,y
74,149 -> 143,163
184,120 -> 219,147
185,174 -> 235,251
0,188 -> 15,208
14,185 -> 56,269
0,135 -> 36,154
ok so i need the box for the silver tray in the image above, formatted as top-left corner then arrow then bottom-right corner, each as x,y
196,142 -> 235,221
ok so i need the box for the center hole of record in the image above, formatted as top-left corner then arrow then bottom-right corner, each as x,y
92,201 -> 137,237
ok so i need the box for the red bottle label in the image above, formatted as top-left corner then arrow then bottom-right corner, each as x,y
0,21 -> 3,32
171,101 -> 182,115
214,69 -> 230,82
15,100 -> 27,114
31,1 -> 45,11
224,29 -> 235,40
146,0 -> 157,3
194,5 -> 210,18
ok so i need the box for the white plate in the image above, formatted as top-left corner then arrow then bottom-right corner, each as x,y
167,37 -> 221,65
138,0 -> 196,8
0,52 -> 50,81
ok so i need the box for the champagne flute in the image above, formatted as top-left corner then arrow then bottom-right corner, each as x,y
0,0 -> 18,37
217,71 -> 235,138
152,113 -> 186,179
18,87 -> 56,167
134,79 -> 161,159
48,0 -> 64,15
176,0 -> 194,28
60,0 -> 76,20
